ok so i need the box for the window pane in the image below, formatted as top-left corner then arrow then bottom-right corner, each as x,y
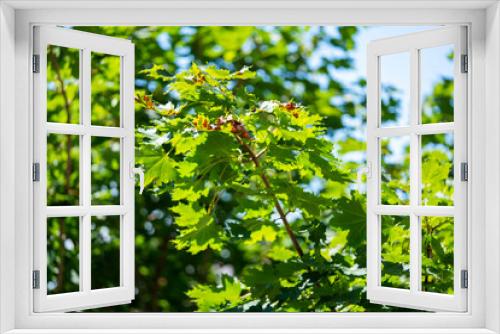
380,52 -> 410,127
381,215 -> 410,289
91,137 -> 120,205
47,45 -> 80,124
421,216 -> 454,294
420,45 -> 454,124
47,217 -> 80,294
91,52 -> 121,127
380,136 -> 410,205
421,133 -> 454,206
47,133 -> 80,206
91,216 -> 121,289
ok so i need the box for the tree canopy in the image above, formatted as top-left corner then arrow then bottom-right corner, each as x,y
42,26 -> 455,312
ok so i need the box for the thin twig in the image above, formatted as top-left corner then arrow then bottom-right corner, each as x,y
234,135 -> 304,257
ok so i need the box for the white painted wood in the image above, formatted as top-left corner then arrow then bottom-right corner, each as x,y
46,123 -> 127,138
81,46 -> 92,294
8,5 -> 489,333
366,27 -> 379,303
409,47 -> 421,294
120,33 -> 135,300
452,24 -> 469,315
46,206 -> 128,217
32,26 -> 134,312
32,26 -> 131,57
3,0 -> 497,10
373,122 -> 455,137
0,3 -> 16,333
2,329 -> 498,334
366,26 -> 468,312
484,4 -> 500,333
1,329 -> 498,334
41,287 -> 132,312
374,205 -> 455,217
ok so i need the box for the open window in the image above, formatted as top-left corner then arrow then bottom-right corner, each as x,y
30,23 -> 470,315
32,26 -> 136,312
366,26 -> 468,312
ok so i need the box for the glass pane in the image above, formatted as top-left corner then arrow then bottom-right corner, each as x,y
91,137 -> 120,205
91,52 -> 121,127
47,45 -> 80,124
420,45 -> 454,124
47,217 -> 80,294
381,215 -> 410,289
421,133 -> 454,206
91,216 -> 121,289
421,216 -> 454,294
380,136 -> 410,205
47,133 -> 80,206
380,52 -> 410,127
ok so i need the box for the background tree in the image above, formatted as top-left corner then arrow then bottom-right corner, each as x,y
43,26 -> 454,312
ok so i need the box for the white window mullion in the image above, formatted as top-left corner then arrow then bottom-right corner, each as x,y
452,26 -> 468,309
81,47 -> 92,293
119,55 -> 125,288
409,47 -> 421,293
33,27 -> 49,307
366,43 -> 380,294
121,47 -> 135,294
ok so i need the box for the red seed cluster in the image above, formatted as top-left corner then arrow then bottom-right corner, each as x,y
282,102 -> 300,118
193,115 -> 252,139
137,95 -> 155,109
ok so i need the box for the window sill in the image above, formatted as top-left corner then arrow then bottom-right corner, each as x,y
4,329 -> 497,334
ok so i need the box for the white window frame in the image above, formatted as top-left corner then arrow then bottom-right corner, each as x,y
0,1 -> 499,333
366,26 -> 468,312
32,26 -> 135,312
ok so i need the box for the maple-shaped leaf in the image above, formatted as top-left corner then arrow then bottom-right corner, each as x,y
187,275 -> 246,311
143,154 -> 177,187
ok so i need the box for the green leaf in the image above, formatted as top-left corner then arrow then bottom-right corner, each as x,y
171,132 -> 207,155
268,245 -> 296,261
171,186 -> 208,202
205,66 -> 231,80
246,225 -> 278,244
329,197 -> 366,245
173,215 -> 225,254
187,276 -> 245,311
176,160 -> 198,177
144,154 -> 177,187
230,66 -> 256,80
171,203 -> 205,227
141,64 -> 172,82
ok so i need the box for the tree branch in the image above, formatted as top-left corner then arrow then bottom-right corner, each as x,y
234,135 -> 304,257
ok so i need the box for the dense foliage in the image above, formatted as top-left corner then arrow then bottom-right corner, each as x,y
135,63 -> 368,311
43,26 -> 455,312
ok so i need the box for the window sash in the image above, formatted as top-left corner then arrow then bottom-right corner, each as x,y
366,26 -> 468,312
32,26 -> 135,313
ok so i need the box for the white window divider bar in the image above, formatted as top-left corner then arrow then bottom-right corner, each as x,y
46,122 -> 128,138
373,122 -> 455,137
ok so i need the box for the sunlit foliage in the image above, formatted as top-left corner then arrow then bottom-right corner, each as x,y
43,26 -> 455,312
